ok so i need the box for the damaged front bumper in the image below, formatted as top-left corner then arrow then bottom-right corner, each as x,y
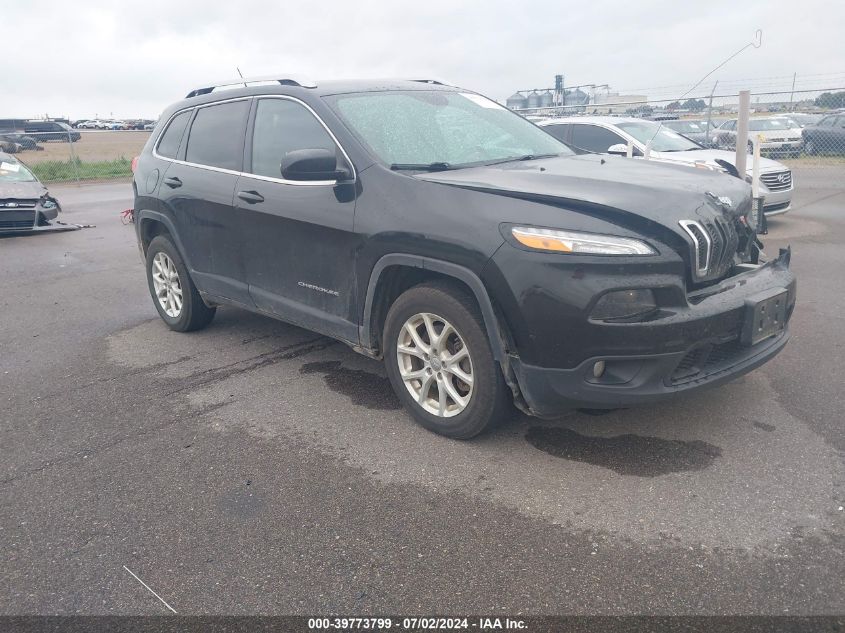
0,198 -> 82,234
0,223 -> 84,235
512,249 -> 796,415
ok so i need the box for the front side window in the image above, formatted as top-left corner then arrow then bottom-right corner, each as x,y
156,110 -> 191,159
249,99 -> 338,179
185,100 -> 250,171
542,124 -> 571,144
569,124 -> 626,153
326,90 -> 570,168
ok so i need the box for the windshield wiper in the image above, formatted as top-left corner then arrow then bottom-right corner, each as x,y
390,162 -> 453,172
484,153 -> 559,166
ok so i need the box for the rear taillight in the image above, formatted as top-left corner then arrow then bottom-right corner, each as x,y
131,156 -> 139,173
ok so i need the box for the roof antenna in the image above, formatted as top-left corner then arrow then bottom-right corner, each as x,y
236,67 -> 247,88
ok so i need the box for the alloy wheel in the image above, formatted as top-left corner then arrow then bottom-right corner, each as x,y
396,312 -> 474,417
151,251 -> 183,318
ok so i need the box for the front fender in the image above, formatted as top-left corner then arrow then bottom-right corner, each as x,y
359,253 -> 508,363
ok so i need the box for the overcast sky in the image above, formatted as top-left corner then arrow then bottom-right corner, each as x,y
4,0 -> 844,120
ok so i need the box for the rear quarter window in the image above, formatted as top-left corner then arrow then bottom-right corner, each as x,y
156,110 -> 192,159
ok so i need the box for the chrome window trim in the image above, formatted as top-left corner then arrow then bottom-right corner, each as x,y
151,94 -> 356,188
679,219 -> 712,275
151,106 -> 196,161
240,94 -> 357,186
152,95 -> 252,163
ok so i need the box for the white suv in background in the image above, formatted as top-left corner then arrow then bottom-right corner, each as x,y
539,116 -> 793,216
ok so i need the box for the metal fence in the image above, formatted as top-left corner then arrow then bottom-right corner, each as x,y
513,87 -> 845,167
0,129 -> 150,183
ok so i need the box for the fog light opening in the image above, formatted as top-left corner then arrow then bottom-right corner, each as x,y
592,361 -> 606,378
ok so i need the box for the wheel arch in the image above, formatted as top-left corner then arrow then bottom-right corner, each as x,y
360,254 -> 510,363
136,210 -> 193,271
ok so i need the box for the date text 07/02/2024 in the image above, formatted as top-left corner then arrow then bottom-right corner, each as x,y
307,617 -> 528,630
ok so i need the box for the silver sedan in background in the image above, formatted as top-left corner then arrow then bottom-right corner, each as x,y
539,116 -> 794,216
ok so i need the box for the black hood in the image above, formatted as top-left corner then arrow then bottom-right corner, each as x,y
0,179 -> 48,200
416,153 -> 752,233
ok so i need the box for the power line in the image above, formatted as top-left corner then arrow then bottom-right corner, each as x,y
621,71 -> 845,95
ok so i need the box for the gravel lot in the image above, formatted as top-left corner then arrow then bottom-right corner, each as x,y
1,168 -> 843,615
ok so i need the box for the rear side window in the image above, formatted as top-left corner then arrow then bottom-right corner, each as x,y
156,111 -> 191,159
569,125 -> 625,153
249,98 -> 337,179
185,100 -> 250,171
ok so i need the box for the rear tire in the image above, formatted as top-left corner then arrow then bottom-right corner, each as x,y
383,281 -> 512,439
804,139 -> 816,156
145,235 -> 215,332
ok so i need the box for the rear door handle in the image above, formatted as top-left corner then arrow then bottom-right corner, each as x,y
163,176 -> 182,188
237,190 -> 265,204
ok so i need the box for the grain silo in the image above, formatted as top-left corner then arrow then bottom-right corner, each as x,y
505,92 -> 528,110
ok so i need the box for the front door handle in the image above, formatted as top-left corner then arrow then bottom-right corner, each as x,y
237,190 -> 265,204
163,176 -> 182,188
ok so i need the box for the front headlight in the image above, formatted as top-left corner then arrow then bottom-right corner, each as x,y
40,198 -> 57,209
511,226 -> 656,256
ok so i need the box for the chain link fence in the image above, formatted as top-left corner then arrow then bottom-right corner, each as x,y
513,89 -> 845,160
511,87 -> 845,217
0,128 -> 150,183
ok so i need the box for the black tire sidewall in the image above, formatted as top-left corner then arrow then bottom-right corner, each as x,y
145,235 -> 212,332
383,284 -> 508,439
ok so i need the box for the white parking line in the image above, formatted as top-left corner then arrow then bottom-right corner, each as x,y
122,565 -> 177,613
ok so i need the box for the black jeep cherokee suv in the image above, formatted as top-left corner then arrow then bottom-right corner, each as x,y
133,77 -> 795,439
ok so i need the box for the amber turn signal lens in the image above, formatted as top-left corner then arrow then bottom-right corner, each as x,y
512,231 -> 573,252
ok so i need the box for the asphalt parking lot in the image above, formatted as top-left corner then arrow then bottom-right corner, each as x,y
1,168 -> 843,615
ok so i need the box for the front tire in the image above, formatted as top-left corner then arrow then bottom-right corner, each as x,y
383,281 -> 511,439
145,235 -> 215,332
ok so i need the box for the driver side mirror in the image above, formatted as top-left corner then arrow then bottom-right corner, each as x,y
280,148 -> 352,182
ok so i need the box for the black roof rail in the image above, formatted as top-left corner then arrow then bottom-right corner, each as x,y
185,76 -> 317,98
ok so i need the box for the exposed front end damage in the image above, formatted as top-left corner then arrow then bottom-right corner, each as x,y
504,248 -> 795,416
